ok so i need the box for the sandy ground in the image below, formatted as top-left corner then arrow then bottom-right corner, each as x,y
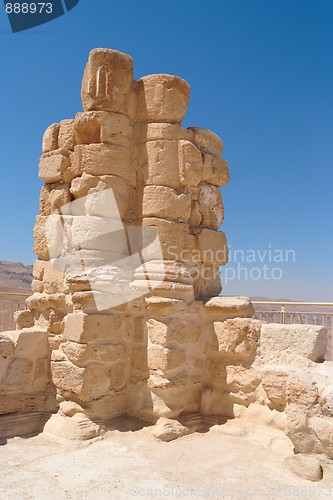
0,418 -> 332,500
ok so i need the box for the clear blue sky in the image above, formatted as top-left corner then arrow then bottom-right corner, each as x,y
0,0 -> 332,301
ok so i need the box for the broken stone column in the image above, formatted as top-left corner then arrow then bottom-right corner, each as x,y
1,50 -> 332,463
34,48 -> 235,434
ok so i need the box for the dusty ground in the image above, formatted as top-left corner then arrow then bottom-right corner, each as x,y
0,418 -> 332,500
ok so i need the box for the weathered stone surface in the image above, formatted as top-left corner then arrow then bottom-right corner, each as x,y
142,185 -> 191,222
0,333 -> 15,359
14,310 -> 34,330
152,417 -> 190,441
139,140 -> 180,188
81,48 -> 134,113
75,111 -> 133,147
197,228 -> 228,265
39,153 -> 70,184
3,358 -> 34,388
42,123 -> 59,153
284,454 -> 323,482
141,217 -> 194,262
61,342 -> 127,368
51,360 -> 111,402
213,318 -> 261,363
261,365 -> 292,411
33,215 -> 66,260
308,416 -> 333,458
137,74 -> 190,123
135,123 -> 193,143
58,119 -> 75,151
204,296 -> 255,319
178,140 -> 203,187
71,144 -> 133,184
261,324 -> 328,362
204,155 -> 230,187
189,127 -> 223,156
63,312 -> 130,344
148,345 -> 186,371
198,184 -> 224,229
147,318 -> 201,345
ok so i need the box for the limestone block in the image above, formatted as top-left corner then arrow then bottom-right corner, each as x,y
51,360 -> 111,402
63,312 -> 130,344
0,333 -> 15,359
71,144 -> 133,185
206,356 -> 227,386
42,123 -> 59,153
204,296 -> 255,319
285,454 -> 324,482
141,218 -> 194,262
58,119 -> 75,151
75,111 -> 133,147
178,140 -> 203,187
131,346 -> 148,376
286,403 -> 321,455
33,215 -> 67,260
40,183 -> 72,216
135,123 -> 194,143
196,228 -> 228,265
39,185 -> 52,216
70,215 -> 128,252
198,184 -> 224,229
261,365 -> 292,411
213,318 -> 261,363
189,200 -> 202,227
308,416 -> 333,458
0,392 -> 46,417
286,372 -> 319,408
33,260 -> 45,281
3,358 -> 34,388
26,293 -> 66,312
83,389 -> 128,421
31,279 -> 43,293
81,48 -> 134,113
225,365 -> 261,393
70,174 -> 131,220
61,342 -> 126,368
139,140 -> 180,188
137,74 -> 190,123
13,329 -> 49,359
39,153 -> 70,184
204,155 -> 230,187
145,296 -> 188,316
43,412 -> 101,441
260,324 -> 328,362
148,345 -> 186,371
42,260 -> 66,294
110,362 -> 127,390
14,310 -> 34,330
152,417 -> 190,442
142,185 -> 191,222
189,127 -> 223,156
194,265 -> 222,298
147,318 -> 201,345
33,358 -> 49,391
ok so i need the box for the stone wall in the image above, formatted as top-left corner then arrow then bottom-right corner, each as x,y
0,49 -> 332,461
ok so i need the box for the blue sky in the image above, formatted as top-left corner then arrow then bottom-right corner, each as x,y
0,0 -> 332,300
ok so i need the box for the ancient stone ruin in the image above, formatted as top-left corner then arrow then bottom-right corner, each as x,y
0,49 -> 332,469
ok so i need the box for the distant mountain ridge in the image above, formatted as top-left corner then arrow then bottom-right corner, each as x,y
0,261 -> 33,290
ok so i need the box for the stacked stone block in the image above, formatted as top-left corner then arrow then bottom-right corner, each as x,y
0,49 -> 332,463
